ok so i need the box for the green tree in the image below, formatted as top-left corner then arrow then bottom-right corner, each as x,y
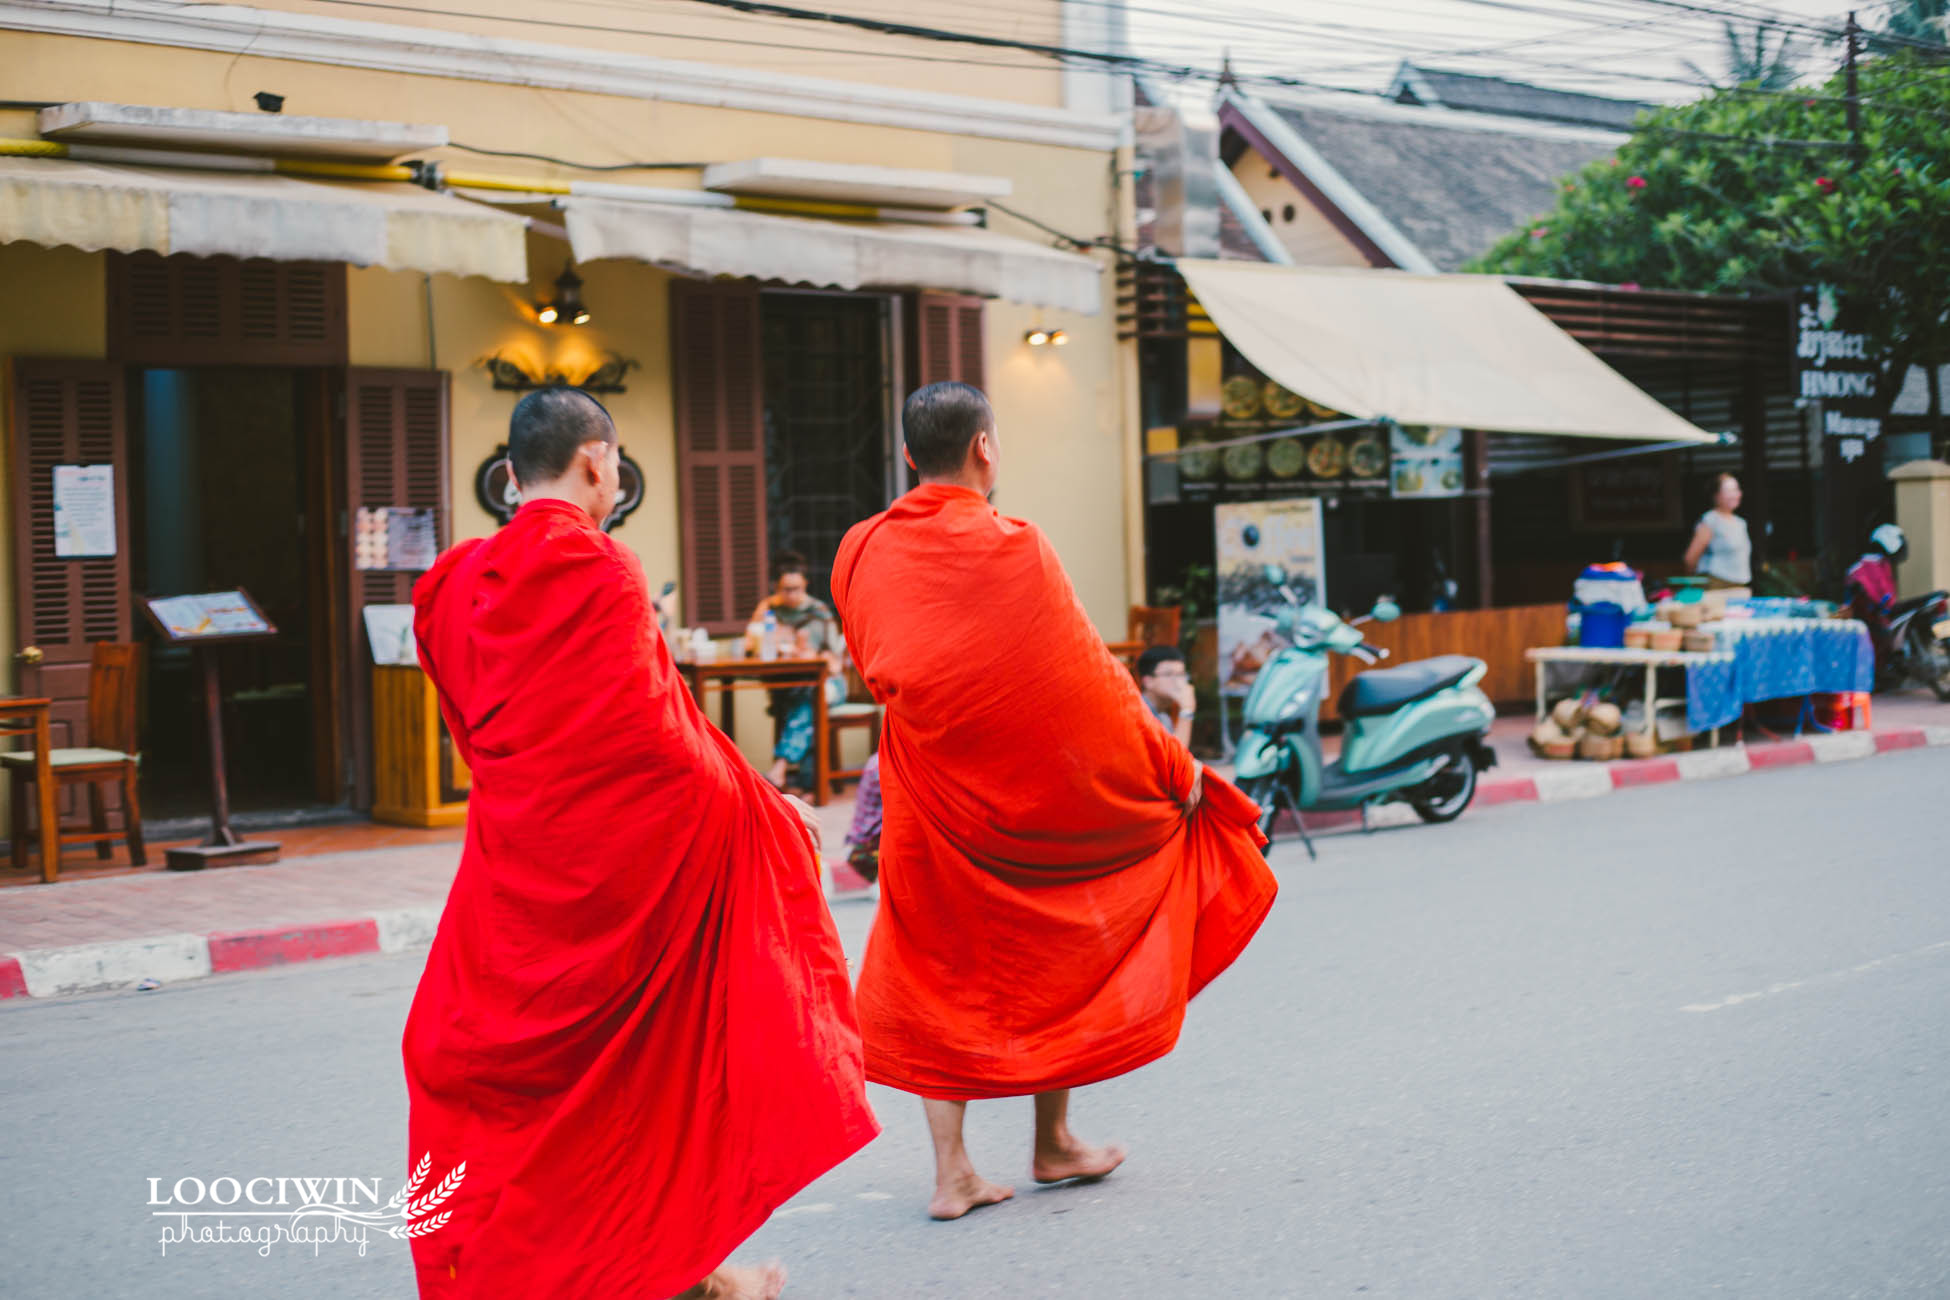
1879,0 -> 1948,47
1471,51 -> 1950,442
1684,21 -> 1804,90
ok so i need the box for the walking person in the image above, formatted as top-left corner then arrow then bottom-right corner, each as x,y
404,388 -> 878,1299
831,382 -> 1277,1220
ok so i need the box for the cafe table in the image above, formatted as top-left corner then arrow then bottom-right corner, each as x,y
677,657 -> 833,805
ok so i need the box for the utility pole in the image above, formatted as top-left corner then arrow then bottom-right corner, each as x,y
1845,11 -> 1863,167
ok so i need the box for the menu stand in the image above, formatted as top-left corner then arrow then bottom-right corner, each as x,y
142,590 -> 282,871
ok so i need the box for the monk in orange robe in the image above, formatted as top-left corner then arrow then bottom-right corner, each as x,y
405,388 -> 878,1298
831,382 -> 1277,1220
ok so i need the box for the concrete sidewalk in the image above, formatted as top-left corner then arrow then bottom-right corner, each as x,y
3,697 -> 1945,999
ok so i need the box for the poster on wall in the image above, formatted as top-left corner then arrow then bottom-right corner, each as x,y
1389,425 -> 1464,499
1215,498 -> 1326,696
354,507 -> 439,572
52,464 -> 117,558
1796,284 -> 1882,464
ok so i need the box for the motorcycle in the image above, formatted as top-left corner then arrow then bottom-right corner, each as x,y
1846,525 -> 1950,701
1234,567 -> 1497,859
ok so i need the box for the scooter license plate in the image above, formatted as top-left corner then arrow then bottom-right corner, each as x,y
1935,617 -> 1950,641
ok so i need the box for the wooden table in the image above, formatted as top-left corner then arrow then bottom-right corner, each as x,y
679,658 -> 833,805
0,697 -> 60,883
1526,646 -> 1724,747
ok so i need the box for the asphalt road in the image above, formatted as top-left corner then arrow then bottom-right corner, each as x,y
5,747 -> 1950,1299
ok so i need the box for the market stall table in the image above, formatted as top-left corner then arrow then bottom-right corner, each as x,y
678,657 -> 833,805
1527,646 -> 1729,748
0,698 -> 59,882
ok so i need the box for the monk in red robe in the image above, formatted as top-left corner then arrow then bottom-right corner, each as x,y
404,388 -> 878,1298
832,382 -> 1277,1220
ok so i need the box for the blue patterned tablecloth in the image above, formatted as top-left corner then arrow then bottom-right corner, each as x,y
1685,617 -> 1873,731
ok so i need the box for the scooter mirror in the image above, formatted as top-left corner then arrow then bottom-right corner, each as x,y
1262,564 -> 1287,586
1371,595 -> 1401,623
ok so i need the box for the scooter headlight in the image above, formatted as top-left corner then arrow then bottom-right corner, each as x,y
1273,684 -> 1315,725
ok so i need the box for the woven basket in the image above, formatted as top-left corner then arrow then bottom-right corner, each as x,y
1578,733 -> 1624,761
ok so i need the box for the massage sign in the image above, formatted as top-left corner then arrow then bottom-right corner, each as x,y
1795,285 -> 1882,464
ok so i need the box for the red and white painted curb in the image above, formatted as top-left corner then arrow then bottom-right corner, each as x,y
0,904 -> 441,1001
4,725 -> 1948,1001
1285,724 -> 1950,835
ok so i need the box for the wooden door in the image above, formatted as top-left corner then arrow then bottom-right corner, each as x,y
673,280 -> 767,635
340,368 -> 449,809
6,361 -> 133,814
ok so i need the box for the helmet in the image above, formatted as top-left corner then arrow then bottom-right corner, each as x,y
1870,523 -> 1908,565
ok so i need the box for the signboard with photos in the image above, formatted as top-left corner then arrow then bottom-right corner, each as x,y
1178,374 -> 1388,500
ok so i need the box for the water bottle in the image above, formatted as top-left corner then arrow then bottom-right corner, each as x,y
760,610 -> 779,662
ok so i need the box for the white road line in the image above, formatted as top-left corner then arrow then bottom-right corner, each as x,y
1681,940 -> 1950,1013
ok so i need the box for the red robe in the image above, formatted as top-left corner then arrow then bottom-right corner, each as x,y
404,499 -> 877,1298
831,483 -> 1277,1100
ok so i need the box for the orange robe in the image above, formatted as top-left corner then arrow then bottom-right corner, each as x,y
405,499 -> 878,1298
831,483 -> 1277,1100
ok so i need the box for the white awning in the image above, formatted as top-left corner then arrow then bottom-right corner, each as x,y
0,156 -> 529,282
1175,260 -> 1718,442
562,198 -> 1102,315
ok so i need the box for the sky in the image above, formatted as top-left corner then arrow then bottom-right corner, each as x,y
1113,0 -> 1873,107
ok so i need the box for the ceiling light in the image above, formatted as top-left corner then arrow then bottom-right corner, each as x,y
1025,329 -> 1051,346
538,264 -> 588,327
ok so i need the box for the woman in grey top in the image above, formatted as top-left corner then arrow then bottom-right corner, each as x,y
1683,472 -> 1752,588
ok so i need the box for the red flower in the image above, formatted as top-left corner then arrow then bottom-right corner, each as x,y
1626,175 -> 1647,190
1814,176 -> 1836,194
1531,226 -> 1548,239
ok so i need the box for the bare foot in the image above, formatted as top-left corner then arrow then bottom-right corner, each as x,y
1032,1137 -> 1127,1185
678,1262 -> 787,1299
929,1170 -> 1015,1221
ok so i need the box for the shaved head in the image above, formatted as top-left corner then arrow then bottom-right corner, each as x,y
903,382 -> 994,478
509,387 -> 616,488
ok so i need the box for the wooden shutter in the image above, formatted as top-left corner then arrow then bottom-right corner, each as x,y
341,369 -> 449,808
672,280 -> 767,634
6,360 -> 132,775
910,293 -> 987,390
108,253 -> 347,367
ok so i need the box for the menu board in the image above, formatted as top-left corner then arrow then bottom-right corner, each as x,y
144,591 -> 277,643
53,464 -> 117,558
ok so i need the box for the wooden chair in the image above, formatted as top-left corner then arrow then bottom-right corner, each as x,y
827,665 -> 882,790
5,643 -> 145,878
1128,604 -> 1182,649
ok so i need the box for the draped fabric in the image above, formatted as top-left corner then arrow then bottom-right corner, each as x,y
404,498 -> 877,1298
832,484 -> 1277,1100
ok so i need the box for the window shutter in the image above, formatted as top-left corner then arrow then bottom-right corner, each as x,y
109,253 -> 346,366
6,360 -> 132,778
672,280 -> 767,635
341,368 -> 449,808
909,293 -> 987,390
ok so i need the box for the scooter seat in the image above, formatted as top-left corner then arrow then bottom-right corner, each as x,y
1337,654 -> 1480,717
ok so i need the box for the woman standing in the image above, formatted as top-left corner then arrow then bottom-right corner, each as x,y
1683,472 -> 1752,590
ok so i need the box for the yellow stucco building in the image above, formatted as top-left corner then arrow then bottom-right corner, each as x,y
0,0 -> 1141,821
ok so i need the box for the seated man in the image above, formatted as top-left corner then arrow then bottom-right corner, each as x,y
746,551 -> 847,790
1137,645 -> 1196,747
829,751 -> 883,896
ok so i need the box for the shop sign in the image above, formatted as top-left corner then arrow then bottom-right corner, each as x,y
1177,424 -> 1389,501
1388,426 -> 1464,499
1568,456 -> 1681,532
1796,285 -> 1882,464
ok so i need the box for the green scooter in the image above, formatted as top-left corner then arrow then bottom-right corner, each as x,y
1234,567 -> 1497,859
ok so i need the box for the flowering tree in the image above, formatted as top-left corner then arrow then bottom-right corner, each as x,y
1472,51 -> 1950,435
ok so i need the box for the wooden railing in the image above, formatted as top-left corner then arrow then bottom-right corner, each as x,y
1320,604 -> 1568,722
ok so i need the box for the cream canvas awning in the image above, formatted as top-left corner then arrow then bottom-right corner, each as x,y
0,156 -> 529,282
562,198 -> 1103,315
1175,260 -> 1718,442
